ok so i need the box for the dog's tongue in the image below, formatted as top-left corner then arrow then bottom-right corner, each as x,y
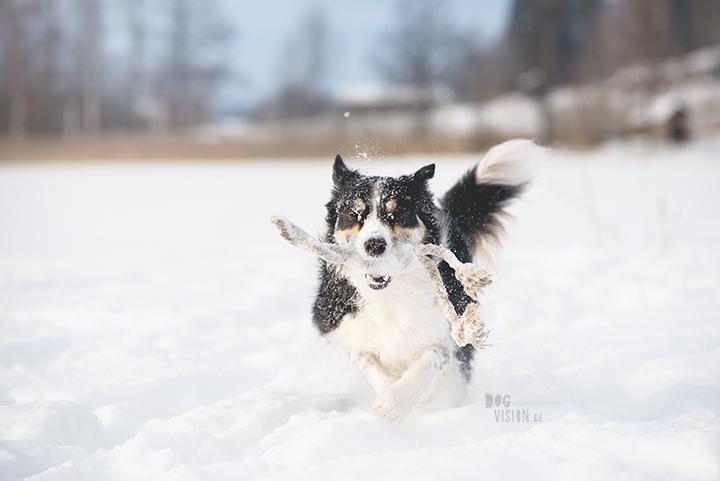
365,274 -> 392,290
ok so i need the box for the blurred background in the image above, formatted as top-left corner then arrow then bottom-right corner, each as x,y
1,0 -> 719,160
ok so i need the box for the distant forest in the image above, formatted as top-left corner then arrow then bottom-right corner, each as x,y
1,0 -> 719,138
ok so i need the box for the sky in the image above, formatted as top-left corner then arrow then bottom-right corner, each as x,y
217,0 -> 514,113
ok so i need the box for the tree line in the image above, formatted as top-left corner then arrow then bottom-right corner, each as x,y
457,0 -> 720,102
1,0 -> 719,138
262,0 -> 720,120
0,0 -> 231,138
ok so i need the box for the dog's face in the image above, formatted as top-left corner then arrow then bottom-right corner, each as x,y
326,156 -> 436,290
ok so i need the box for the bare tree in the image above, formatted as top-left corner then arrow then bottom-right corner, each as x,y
505,0 -> 602,90
1,0 -> 30,139
0,0 -> 236,136
373,0 -> 463,92
27,0 -> 62,133
165,0 -> 232,129
124,0 -> 146,128
82,0 -> 102,134
691,0 -> 720,47
453,40 -> 516,102
272,6 -> 329,118
619,0 -> 675,62
167,0 -> 191,128
613,0 -> 720,62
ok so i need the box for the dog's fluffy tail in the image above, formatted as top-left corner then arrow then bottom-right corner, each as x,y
440,139 -> 547,265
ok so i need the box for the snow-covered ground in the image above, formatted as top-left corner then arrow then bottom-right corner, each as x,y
1,138 -> 719,480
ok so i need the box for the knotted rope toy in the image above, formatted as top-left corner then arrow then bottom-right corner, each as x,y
271,215 -> 492,348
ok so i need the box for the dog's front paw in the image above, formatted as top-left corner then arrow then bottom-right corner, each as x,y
369,392 -> 412,422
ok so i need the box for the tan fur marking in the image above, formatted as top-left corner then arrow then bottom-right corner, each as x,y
391,216 -> 426,244
334,225 -> 361,245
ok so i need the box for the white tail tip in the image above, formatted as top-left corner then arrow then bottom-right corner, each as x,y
475,139 -> 549,186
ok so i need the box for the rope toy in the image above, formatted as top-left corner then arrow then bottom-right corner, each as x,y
271,215 -> 492,348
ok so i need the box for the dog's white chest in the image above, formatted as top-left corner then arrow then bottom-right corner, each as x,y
326,266 -> 450,375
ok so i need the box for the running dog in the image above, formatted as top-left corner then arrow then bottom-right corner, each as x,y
311,139 -> 545,421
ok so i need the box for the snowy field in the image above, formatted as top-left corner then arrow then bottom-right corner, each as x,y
1,138 -> 720,480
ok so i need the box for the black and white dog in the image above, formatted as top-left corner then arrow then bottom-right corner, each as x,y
312,139 -> 545,421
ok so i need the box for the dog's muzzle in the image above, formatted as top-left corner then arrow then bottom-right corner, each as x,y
365,274 -> 392,290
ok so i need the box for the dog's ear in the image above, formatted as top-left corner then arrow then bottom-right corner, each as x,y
332,155 -> 353,186
412,164 -> 435,184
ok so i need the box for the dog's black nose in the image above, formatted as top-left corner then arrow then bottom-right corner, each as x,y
364,237 -> 387,257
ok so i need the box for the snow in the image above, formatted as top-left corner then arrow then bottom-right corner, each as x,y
1,139 -> 720,480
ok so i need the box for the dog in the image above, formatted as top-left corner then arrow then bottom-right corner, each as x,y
312,139 -> 545,421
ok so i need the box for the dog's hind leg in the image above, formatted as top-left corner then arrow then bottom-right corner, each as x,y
368,345 -> 453,422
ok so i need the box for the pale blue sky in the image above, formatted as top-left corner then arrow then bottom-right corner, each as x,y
218,0 -> 514,112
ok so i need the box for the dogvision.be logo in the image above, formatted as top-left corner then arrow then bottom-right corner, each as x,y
486,394 -> 543,423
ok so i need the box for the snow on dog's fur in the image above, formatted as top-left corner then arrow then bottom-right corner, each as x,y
309,139 -> 546,421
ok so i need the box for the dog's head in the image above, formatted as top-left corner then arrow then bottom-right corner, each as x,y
325,155 -> 438,290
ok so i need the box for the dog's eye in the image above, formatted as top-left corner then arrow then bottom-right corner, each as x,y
344,210 -> 363,221
352,208 -> 365,222
385,198 -> 396,221
352,198 -> 367,222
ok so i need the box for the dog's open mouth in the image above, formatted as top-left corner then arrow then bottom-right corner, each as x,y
365,274 -> 392,290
